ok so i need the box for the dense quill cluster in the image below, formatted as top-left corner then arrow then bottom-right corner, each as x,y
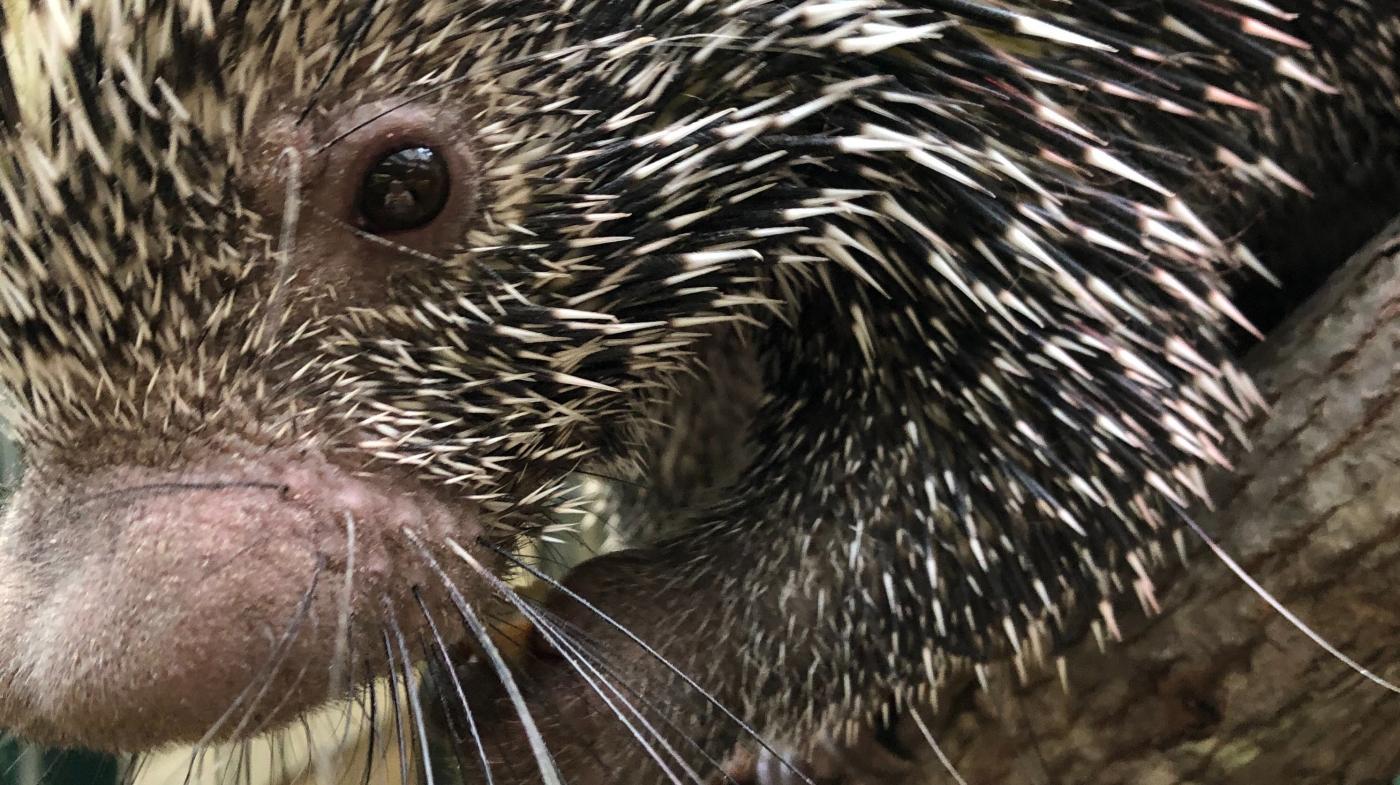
0,0 -> 1390,780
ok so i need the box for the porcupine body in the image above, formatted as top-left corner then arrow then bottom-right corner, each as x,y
0,0 -> 1394,783
460,3 -> 1400,782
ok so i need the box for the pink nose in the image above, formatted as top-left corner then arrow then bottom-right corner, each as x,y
0,449 -> 483,752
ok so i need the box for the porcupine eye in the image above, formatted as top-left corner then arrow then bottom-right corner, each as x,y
239,102 -> 478,303
356,145 -> 450,234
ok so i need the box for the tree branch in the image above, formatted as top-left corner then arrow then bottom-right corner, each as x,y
910,216 -> 1400,784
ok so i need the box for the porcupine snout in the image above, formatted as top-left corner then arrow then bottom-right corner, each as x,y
0,447 -> 476,752
0,15 -> 518,750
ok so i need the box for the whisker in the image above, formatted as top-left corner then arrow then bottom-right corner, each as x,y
294,719 -> 319,785
419,642 -> 491,783
401,531 -> 563,785
909,706 -> 971,785
244,638 -> 321,741
1,743 -> 34,783
313,511 -> 361,784
333,512 -> 359,698
360,677 -> 381,785
307,30 -> 763,159
194,557 -> 326,751
379,630 -> 414,785
119,753 -> 145,785
455,539 -> 750,784
386,603 -> 439,785
327,686 -> 372,782
258,144 -> 304,355
227,562 -> 329,748
413,588 -> 496,785
510,600 -> 702,785
1182,515 -> 1400,693
178,744 -> 201,785
513,601 -> 742,785
297,0 -> 382,123
478,538 -> 815,785
231,739 -> 249,785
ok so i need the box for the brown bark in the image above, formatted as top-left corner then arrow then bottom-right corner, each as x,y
898,218 -> 1400,783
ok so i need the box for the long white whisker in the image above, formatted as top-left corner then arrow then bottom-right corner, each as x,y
543,619 -> 743,785
332,512 -> 358,697
910,706 -> 971,785
1182,515 -> 1400,693
508,592 -> 701,784
386,607 -> 438,785
413,588 -> 496,785
479,539 -> 815,785
402,531 -> 563,785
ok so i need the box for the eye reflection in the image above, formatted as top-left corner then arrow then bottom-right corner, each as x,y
356,145 -> 450,234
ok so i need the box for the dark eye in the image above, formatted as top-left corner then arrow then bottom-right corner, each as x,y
356,146 -> 450,234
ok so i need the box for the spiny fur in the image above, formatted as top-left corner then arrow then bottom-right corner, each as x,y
0,0 -> 1394,777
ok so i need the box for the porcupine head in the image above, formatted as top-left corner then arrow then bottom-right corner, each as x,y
0,0 -> 1308,774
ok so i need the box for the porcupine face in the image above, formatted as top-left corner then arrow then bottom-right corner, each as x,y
0,0 -> 677,752
0,0 -> 1327,769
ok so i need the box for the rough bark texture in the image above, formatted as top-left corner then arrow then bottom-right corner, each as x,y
885,216 -> 1400,784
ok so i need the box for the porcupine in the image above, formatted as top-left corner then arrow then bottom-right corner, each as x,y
0,1 -> 1396,784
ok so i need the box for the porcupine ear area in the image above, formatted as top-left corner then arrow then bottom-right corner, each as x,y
0,33 -> 508,753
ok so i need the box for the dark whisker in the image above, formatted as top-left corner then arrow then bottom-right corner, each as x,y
379,630 -> 413,785
413,588 -> 496,785
326,683 -> 373,782
179,743 -> 202,785
297,0 -> 383,123
418,641 -> 486,784
72,480 -> 285,508
194,557 -> 326,751
570,468 -> 648,489
229,738 -> 249,785
360,676 -> 381,785
119,753 -> 144,785
244,634 -> 322,742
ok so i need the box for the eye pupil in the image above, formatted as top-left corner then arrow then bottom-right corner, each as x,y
357,146 -> 449,233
